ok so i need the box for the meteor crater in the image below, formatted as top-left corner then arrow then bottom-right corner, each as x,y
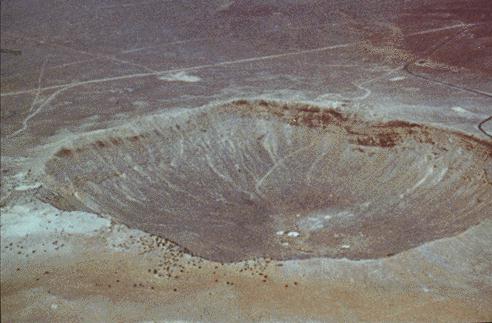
43,100 -> 492,262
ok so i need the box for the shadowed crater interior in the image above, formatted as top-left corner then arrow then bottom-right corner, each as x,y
43,100 -> 492,262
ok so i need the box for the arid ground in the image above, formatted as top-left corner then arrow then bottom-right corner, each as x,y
1,0 -> 491,321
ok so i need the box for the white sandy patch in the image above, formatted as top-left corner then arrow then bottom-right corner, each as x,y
287,231 -> 300,238
451,106 -> 476,116
452,106 -> 468,113
389,76 -> 406,81
1,202 -> 111,239
158,71 -> 202,82
14,182 -> 42,191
